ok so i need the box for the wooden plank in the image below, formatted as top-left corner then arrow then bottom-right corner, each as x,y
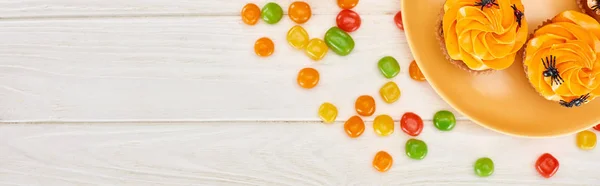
0,121 -> 597,185
0,16 -> 459,122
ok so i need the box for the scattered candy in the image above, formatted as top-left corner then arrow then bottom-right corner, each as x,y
288,1 -> 312,24
372,151 -> 393,172
337,0 -> 359,9
344,115 -> 365,138
254,37 -> 274,57
394,11 -> 404,30
576,130 -> 597,150
297,67 -> 319,89
241,3 -> 261,25
405,139 -> 428,160
434,110 -> 456,131
474,157 -> 494,177
400,112 -> 423,136
593,124 -> 600,131
409,60 -> 426,81
378,56 -> 400,79
318,102 -> 338,124
305,38 -> 329,61
287,25 -> 309,49
536,153 -> 559,178
261,2 -> 284,24
336,9 -> 361,32
373,114 -> 394,136
379,81 -> 401,104
324,27 -> 355,56
355,95 -> 376,116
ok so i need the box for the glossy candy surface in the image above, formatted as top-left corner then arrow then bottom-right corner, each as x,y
434,110 -> 456,131
409,60 -> 426,81
241,3 -> 261,25
336,9 -> 361,32
576,130 -> 597,150
372,151 -> 393,172
474,157 -> 494,177
305,38 -> 328,61
254,37 -> 274,57
379,81 -> 400,103
287,25 -> 309,49
261,2 -> 283,24
297,68 -> 319,89
378,56 -> 400,79
394,11 -> 404,30
593,124 -> 600,131
405,139 -> 427,160
288,1 -> 312,24
373,114 -> 394,136
355,95 -> 375,116
318,102 -> 338,124
400,112 -> 423,136
536,153 -> 559,178
337,0 -> 358,9
344,115 -> 365,138
324,27 -> 355,56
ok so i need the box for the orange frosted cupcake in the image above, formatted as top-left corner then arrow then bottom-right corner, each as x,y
437,0 -> 528,74
523,10 -> 600,108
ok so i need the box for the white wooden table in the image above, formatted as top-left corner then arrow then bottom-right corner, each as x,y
0,0 -> 598,185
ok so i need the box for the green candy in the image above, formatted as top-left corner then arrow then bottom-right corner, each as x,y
261,2 -> 283,24
405,139 -> 428,160
434,110 -> 456,131
378,56 -> 400,79
324,27 -> 355,56
474,157 -> 494,177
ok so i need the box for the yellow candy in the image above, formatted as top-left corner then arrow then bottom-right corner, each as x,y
379,81 -> 401,104
287,25 -> 309,49
373,114 -> 394,136
576,130 -> 597,150
318,102 -> 338,123
305,38 -> 328,61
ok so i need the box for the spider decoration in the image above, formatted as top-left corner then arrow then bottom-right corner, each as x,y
511,4 -> 523,28
542,55 -> 564,86
560,94 -> 591,108
592,0 -> 600,11
474,0 -> 498,10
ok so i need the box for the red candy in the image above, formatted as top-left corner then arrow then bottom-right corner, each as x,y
394,11 -> 403,30
400,112 -> 423,136
336,9 -> 361,32
535,153 -> 559,178
593,124 -> 600,131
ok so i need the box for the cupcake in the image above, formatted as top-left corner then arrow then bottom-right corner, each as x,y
578,0 -> 600,21
523,10 -> 600,108
437,0 -> 528,74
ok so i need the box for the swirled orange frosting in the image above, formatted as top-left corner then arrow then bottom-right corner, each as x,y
524,10 -> 600,103
442,0 -> 528,70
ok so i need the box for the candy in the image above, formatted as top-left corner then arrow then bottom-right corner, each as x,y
405,139 -> 427,160
474,157 -> 494,177
318,102 -> 338,124
373,114 -> 394,136
400,112 -> 423,136
409,60 -> 426,81
535,153 -> 559,178
337,0 -> 359,9
241,3 -> 261,25
254,37 -> 274,57
344,115 -> 365,138
434,110 -> 456,131
593,124 -> 600,131
287,25 -> 309,49
379,81 -> 400,104
378,56 -> 400,79
355,95 -> 375,116
297,67 -> 319,89
336,9 -> 361,32
324,27 -> 355,56
576,130 -> 597,150
261,2 -> 283,24
288,1 -> 312,24
305,38 -> 328,61
394,11 -> 404,30
372,151 -> 393,172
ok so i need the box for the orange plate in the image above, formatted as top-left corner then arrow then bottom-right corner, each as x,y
402,0 -> 600,138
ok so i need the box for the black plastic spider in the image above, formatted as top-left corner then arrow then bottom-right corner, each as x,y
542,55 -> 564,86
560,94 -> 591,108
474,0 -> 498,10
511,4 -> 523,28
592,0 -> 600,11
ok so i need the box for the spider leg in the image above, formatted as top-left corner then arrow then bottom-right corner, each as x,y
552,55 -> 557,68
542,58 -> 548,69
557,74 -> 564,84
493,2 -> 498,6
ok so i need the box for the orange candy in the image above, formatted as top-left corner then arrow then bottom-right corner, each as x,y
241,3 -> 261,25
288,1 -> 312,24
297,67 -> 320,89
344,115 -> 365,138
355,95 -> 376,116
373,151 -> 393,172
337,0 -> 359,9
409,60 -> 426,81
254,37 -> 274,57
